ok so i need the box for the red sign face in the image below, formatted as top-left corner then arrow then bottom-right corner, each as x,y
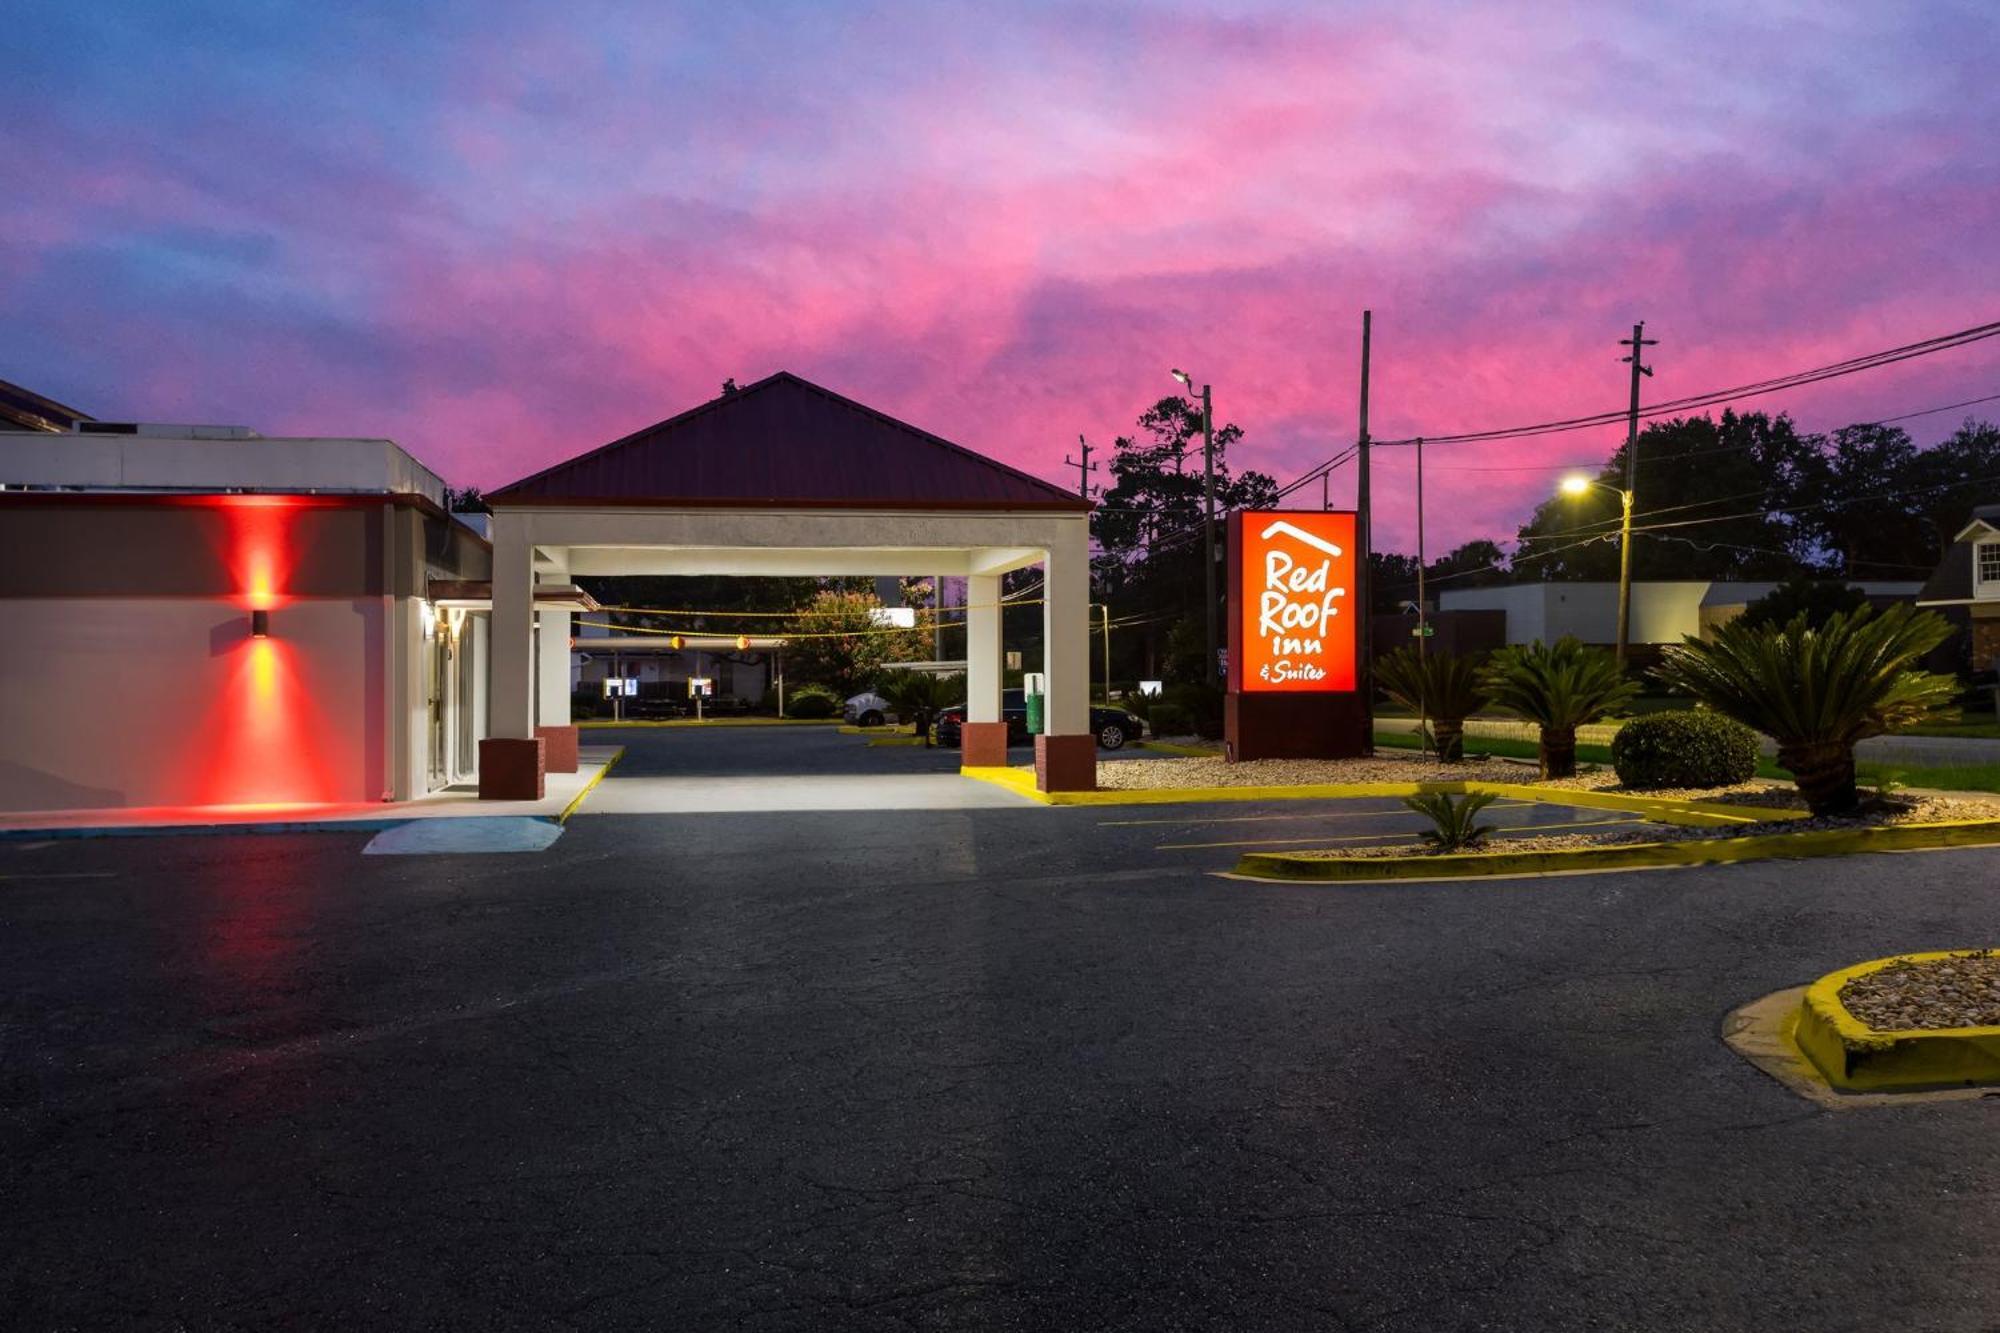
1233,511 -> 1358,692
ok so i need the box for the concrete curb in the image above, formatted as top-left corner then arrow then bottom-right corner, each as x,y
1135,740 -> 1223,757
0,748 -> 631,842
556,746 -> 625,823
0,815 -> 416,842
1794,951 -> 2000,1092
1233,818 -> 2000,883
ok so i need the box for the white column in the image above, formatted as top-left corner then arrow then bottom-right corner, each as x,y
489,517 -> 536,740
966,572 -> 1003,723
536,608 -> 571,726
1041,521 -> 1092,736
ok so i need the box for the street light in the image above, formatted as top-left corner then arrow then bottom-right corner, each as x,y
1559,474 -> 1636,670
1170,369 -> 1218,681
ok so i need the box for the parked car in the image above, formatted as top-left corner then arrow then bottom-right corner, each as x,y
934,689 -> 1145,751
843,691 -> 893,727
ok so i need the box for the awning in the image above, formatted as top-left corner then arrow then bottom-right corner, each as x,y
428,580 -> 601,612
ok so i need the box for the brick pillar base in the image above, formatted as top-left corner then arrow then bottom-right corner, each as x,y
535,724 -> 580,774
960,721 -> 1011,768
479,737 -> 546,801
1035,733 -> 1097,792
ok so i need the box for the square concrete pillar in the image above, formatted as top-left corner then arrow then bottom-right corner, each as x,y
489,518 -> 536,742
535,724 -> 579,774
1038,523 -> 1095,792
960,722 -> 1010,767
965,573 -> 1003,725
479,736 -> 545,800
961,571 -> 1009,768
1035,734 -> 1096,792
535,607 -> 576,772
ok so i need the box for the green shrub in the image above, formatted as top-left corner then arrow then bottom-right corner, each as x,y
1610,710 -> 1760,789
1148,703 -> 1194,737
786,684 -> 840,719
1163,682 -> 1223,739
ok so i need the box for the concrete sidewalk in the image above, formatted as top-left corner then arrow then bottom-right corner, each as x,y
0,746 -> 621,838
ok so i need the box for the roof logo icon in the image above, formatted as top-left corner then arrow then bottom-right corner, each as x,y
1259,519 -> 1344,559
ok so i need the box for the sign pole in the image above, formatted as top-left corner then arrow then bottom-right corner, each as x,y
1355,311 -> 1374,755
1415,435 -> 1428,754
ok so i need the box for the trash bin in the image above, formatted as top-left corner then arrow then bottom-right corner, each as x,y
1023,672 -> 1046,736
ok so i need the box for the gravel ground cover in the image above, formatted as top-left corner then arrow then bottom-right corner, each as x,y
1095,750 -> 1775,800
1839,952 -> 2000,1030
1268,793 -> 2000,861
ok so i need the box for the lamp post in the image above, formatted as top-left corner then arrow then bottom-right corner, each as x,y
1560,475 -> 1636,669
1170,369 -> 1218,681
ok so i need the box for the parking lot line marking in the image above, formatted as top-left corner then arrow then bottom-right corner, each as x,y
1156,816 -> 1647,851
1102,801 -> 1532,828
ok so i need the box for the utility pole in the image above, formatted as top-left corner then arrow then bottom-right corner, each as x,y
1616,321 -> 1656,670
1200,384 -> 1217,681
1063,433 -> 1098,500
1415,435 -> 1428,758
1356,310 -> 1374,755
1415,436 -> 1426,662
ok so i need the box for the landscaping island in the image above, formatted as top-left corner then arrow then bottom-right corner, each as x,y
1794,951 -> 2000,1093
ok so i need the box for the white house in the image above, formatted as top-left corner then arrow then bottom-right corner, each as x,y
1438,579 -> 1922,648
1916,504 -> 2000,671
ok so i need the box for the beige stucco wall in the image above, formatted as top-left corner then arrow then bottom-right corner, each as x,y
0,499 -> 488,812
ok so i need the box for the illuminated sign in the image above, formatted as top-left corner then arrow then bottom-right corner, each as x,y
1231,511 -> 1358,693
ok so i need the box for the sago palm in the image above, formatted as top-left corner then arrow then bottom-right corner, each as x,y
1402,790 -> 1499,850
1651,604 -> 1956,816
1375,647 -> 1487,762
878,669 -> 965,738
1478,637 -> 1637,779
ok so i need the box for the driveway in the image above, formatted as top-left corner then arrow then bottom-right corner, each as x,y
581,723 -> 1035,812
6,745 -> 2000,1329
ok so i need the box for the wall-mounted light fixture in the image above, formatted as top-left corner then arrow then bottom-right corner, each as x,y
250,609 -> 270,638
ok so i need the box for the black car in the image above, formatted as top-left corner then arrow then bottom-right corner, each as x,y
934,689 -> 1145,751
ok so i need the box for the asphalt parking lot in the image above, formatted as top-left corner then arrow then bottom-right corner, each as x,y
6,726 -> 2000,1329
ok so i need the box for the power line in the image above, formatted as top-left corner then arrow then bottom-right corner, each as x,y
1367,317 -> 2000,450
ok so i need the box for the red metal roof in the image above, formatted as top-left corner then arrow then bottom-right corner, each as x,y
489,372 -> 1090,511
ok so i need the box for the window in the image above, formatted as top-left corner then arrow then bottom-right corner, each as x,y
1980,541 -> 2000,587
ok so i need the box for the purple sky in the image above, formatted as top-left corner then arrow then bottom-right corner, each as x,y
6,1 -> 1998,551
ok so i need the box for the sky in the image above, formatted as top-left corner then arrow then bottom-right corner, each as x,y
5,0 -> 1999,553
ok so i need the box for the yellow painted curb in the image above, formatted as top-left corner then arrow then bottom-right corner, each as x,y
1795,951 -> 2000,1092
576,717 -> 840,729
960,766 -> 1047,802
557,747 -> 625,824
1234,818 -> 2000,883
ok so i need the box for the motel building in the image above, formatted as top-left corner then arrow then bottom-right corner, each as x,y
0,371 -> 1100,815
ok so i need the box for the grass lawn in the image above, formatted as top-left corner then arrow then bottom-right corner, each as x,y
1373,728 -> 2000,795
1371,728 -> 1616,768
1900,719 -> 2000,740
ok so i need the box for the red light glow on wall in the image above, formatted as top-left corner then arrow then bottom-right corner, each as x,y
214,494 -> 302,612
189,494 -> 338,806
